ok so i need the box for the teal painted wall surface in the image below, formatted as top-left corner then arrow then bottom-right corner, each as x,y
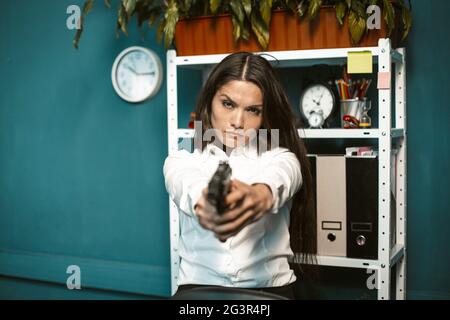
0,0 -> 171,299
0,0 -> 449,299
400,0 -> 450,299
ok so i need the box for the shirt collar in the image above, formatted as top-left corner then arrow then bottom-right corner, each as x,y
205,139 -> 259,160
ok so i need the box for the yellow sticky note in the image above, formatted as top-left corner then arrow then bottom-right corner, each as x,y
347,51 -> 373,74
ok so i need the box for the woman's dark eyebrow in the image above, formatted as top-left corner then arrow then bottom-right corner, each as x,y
219,94 -> 263,108
219,94 -> 237,106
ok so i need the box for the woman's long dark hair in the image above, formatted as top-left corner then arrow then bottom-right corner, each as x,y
193,52 -> 317,272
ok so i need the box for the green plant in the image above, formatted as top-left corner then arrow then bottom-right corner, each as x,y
74,0 -> 412,50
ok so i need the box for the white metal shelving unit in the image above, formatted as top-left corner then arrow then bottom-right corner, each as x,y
166,38 -> 407,300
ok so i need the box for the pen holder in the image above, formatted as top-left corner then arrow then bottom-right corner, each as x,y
340,99 -> 361,129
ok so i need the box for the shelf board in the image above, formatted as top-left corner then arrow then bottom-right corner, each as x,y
292,254 -> 379,269
300,128 -> 405,139
299,129 -> 379,139
292,244 -> 405,269
174,47 -> 404,69
176,128 -> 405,139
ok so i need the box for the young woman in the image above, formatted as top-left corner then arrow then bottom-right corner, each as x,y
163,52 -> 316,299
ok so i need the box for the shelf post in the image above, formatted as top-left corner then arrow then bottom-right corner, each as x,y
395,47 -> 407,300
167,49 -> 180,295
377,38 -> 392,300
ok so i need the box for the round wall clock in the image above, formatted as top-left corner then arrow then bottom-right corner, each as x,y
111,46 -> 163,103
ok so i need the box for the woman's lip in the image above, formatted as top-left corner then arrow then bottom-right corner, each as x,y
225,131 -> 244,136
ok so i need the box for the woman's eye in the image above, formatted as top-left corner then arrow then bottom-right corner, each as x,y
222,100 -> 233,109
247,107 -> 262,115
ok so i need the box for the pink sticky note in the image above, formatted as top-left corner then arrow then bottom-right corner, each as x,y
377,72 -> 391,89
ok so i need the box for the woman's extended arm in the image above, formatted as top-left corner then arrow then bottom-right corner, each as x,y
250,147 -> 303,214
195,147 -> 302,241
163,150 -> 210,216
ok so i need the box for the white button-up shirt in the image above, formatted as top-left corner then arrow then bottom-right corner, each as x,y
163,139 -> 303,288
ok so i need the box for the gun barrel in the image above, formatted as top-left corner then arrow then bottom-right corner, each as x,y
207,161 -> 232,215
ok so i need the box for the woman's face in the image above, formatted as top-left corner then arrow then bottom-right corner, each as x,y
210,80 -> 263,149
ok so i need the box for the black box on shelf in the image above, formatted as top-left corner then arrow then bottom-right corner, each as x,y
345,156 -> 378,259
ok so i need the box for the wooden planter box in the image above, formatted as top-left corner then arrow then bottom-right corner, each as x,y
174,8 -> 399,56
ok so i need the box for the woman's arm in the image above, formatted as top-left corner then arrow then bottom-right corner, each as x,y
250,147 -> 303,214
163,150 -> 210,216
196,148 -> 302,241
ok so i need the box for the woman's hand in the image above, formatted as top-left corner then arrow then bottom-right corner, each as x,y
194,179 -> 274,242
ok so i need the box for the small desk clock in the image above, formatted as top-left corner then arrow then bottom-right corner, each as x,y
299,83 -> 338,129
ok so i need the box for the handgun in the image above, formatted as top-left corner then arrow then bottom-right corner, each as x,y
207,161 -> 232,215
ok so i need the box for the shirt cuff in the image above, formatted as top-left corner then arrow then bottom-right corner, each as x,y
250,177 -> 285,214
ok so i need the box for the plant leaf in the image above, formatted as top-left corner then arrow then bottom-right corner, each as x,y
83,0 -> 94,15
250,10 -> 269,49
123,0 -> 136,17
260,0 -> 273,29
229,0 -> 246,41
156,19 -> 165,43
401,5 -> 412,40
210,0 -> 222,14
297,0 -> 308,17
117,3 -> 129,36
350,0 -> 366,17
283,0 -> 297,13
230,14 -> 241,41
383,0 -> 395,36
348,9 -> 366,44
307,0 -> 322,19
147,8 -> 161,27
336,1 -> 347,25
242,0 -> 252,18
229,0 -> 245,25
163,0 -> 179,48
104,0 -> 111,8
73,0 -> 95,49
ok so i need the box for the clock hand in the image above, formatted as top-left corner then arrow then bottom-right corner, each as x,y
312,99 -> 320,106
124,65 -> 137,74
136,71 -> 155,76
318,90 -> 329,104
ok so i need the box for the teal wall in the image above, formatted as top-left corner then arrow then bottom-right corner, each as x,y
400,0 -> 450,299
0,0 -> 170,299
0,0 -> 449,299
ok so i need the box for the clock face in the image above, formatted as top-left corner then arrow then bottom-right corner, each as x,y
300,84 -> 335,122
112,47 -> 163,103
